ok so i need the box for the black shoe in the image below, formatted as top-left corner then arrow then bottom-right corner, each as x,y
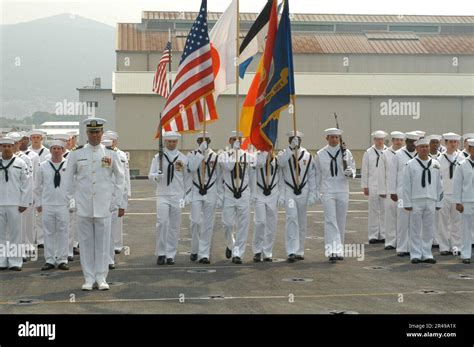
232,257 -> 242,264
166,258 -> 175,265
108,264 -> 116,270
225,247 -> 232,259
22,257 -> 28,262
336,256 -> 344,260
156,256 -> 165,265
199,257 -> 210,264
114,249 -> 122,255
397,252 -> 406,257
41,263 -> 55,271
190,253 -> 198,262
404,252 -> 410,256
73,247 -> 80,255
423,258 -> 437,264
377,239 -> 385,244
440,251 -> 450,256
462,258 -> 471,264
287,254 -> 296,263
263,257 -> 273,262
9,266 -> 22,271
411,258 -> 422,264
67,256 -> 74,262
0,267 -> 8,270
37,244 -> 44,249
329,254 -> 337,262
295,255 -> 305,261
432,244 -> 440,249
384,245 -> 396,250
369,239 -> 378,244
253,253 -> 262,262
58,263 -> 69,270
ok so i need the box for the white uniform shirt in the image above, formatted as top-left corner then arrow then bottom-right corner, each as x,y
315,145 -> 355,194
219,149 -> 255,200
453,157 -> 474,204
402,157 -> 444,208
438,150 -> 462,195
28,145 -> 50,163
278,146 -> 316,196
149,148 -> 189,198
254,151 -> 282,202
116,148 -> 131,209
0,155 -> 31,207
35,159 -> 69,206
389,147 -> 417,196
377,146 -> 398,195
187,149 -> 222,201
361,145 -> 387,190
65,143 -> 125,218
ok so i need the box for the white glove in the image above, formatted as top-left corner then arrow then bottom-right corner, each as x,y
233,140 -> 241,150
68,199 -> 77,213
155,172 -> 164,182
344,168 -> 353,178
198,141 -> 208,153
277,197 -> 285,208
289,137 -> 300,150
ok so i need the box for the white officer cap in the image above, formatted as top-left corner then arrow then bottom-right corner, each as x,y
0,137 -> 15,145
405,131 -> 421,141
163,131 -> 181,140
83,117 -> 107,131
443,132 -> 461,141
427,134 -> 442,142
196,131 -> 211,139
468,139 -> 474,147
104,130 -> 118,140
66,130 -> 79,137
229,130 -> 243,138
29,129 -> 46,137
415,130 -> 426,137
49,140 -> 65,148
390,131 -> 405,139
6,132 -> 22,142
101,139 -> 113,147
324,128 -> 343,136
287,130 -> 304,138
463,133 -> 474,141
53,134 -> 71,142
371,130 -> 388,139
415,138 -> 430,147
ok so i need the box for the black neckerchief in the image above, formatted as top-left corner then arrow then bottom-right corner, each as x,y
25,150 -> 30,155
49,161 -> 65,188
285,150 -> 312,195
258,157 -> 278,196
404,150 -> 417,160
389,149 -> 396,155
195,152 -> 219,195
463,151 -> 469,158
225,153 -> 248,199
0,157 -> 16,182
327,149 -> 341,177
469,159 -> 474,169
63,152 -> 69,158
38,148 -> 45,157
442,153 -> 457,179
415,159 -> 432,188
164,153 -> 179,186
373,147 -> 383,167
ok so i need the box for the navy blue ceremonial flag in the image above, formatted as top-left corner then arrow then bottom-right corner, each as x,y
259,0 -> 295,150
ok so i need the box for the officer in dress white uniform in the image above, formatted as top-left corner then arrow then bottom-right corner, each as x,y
149,131 -> 189,266
315,128 -> 355,262
437,133 -> 463,256
278,131 -> 317,263
453,138 -> 474,264
388,131 -> 421,257
0,137 -> 31,270
361,130 -> 388,244
252,149 -> 283,262
219,131 -> 255,264
28,129 -> 50,248
402,138 -> 444,264
377,131 -> 405,250
35,140 -> 70,271
187,132 -> 222,264
65,118 -> 125,291
103,131 -> 131,264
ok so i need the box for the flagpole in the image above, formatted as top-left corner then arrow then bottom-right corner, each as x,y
168,28 -> 173,93
235,0 -> 241,189
201,103 -> 207,188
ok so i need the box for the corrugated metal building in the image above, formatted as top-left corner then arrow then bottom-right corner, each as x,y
112,12 -> 474,175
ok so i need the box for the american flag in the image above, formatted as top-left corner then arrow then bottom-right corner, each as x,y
152,41 -> 171,98
157,0 -> 218,136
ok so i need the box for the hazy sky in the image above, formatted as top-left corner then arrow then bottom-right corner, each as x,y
1,0 -> 473,26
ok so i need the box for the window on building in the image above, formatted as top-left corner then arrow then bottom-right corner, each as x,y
86,101 -> 99,108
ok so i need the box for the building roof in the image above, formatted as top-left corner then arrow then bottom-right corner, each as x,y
113,71 -> 474,97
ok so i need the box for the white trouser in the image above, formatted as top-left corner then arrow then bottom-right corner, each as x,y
253,198 -> 278,258
190,198 -> 216,260
111,210 -> 123,251
77,215 -> 111,284
0,206 -> 23,268
155,196 -> 182,259
368,192 -> 385,241
409,199 -> 436,260
461,203 -> 474,260
35,210 -> 44,245
222,196 -> 250,258
42,205 -> 69,265
437,194 -> 462,253
21,206 -> 35,249
322,192 -> 348,257
396,200 -> 411,253
384,198 -> 397,247
68,211 -> 78,257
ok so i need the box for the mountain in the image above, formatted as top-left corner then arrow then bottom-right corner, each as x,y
0,14 -> 115,119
